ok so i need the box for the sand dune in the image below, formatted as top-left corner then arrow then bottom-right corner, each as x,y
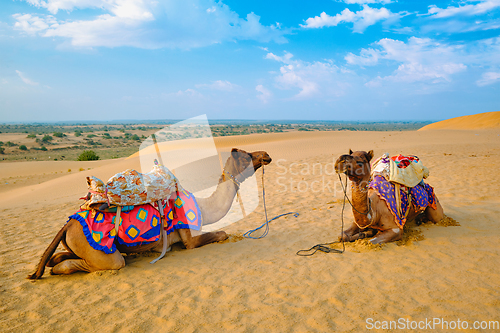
419,111 -> 500,130
1,129 -> 499,332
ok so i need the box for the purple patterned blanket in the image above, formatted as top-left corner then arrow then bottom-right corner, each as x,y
369,175 -> 437,228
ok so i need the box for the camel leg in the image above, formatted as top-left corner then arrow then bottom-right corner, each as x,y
178,229 -> 228,249
56,219 -> 125,275
339,223 -> 362,242
425,196 -> 444,223
345,228 -> 377,242
369,228 -> 403,244
47,252 -> 79,267
51,259 -> 93,274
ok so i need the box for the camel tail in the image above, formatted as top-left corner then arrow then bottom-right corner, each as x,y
27,221 -> 70,280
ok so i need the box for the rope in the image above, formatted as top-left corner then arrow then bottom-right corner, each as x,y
243,166 -> 299,239
296,174 -> 352,256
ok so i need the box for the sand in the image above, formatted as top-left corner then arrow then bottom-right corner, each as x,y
1,128 -> 500,332
419,111 -> 500,130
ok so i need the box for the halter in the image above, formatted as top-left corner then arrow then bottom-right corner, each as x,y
221,169 -> 241,188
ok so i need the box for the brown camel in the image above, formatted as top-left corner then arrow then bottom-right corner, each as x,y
28,148 -> 271,279
334,150 -> 443,244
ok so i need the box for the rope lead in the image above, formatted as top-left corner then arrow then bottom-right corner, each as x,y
243,166 -> 299,239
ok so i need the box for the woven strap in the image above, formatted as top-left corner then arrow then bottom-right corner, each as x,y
150,200 -> 170,264
114,206 -> 121,235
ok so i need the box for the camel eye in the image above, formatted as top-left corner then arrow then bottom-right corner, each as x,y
356,161 -> 364,166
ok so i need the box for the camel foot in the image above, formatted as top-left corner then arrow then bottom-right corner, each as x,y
370,228 -> 402,244
340,229 -> 376,242
47,252 -> 79,267
216,231 -> 228,242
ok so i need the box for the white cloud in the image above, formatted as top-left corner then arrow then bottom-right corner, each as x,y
301,5 -> 398,32
15,70 -> 39,86
265,51 -> 352,99
476,71 -> 500,86
265,51 -> 294,63
427,0 -> 500,19
347,37 -> 467,85
170,88 -> 203,98
343,0 -> 393,4
13,14 -> 58,34
195,80 -> 238,91
255,85 -> 272,103
14,0 -> 288,49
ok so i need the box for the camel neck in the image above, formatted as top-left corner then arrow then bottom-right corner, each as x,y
350,176 -> 372,228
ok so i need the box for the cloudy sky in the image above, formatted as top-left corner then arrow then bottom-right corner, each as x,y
1,0 -> 499,122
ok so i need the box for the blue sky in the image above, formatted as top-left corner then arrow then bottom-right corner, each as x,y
0,0 -> 499,122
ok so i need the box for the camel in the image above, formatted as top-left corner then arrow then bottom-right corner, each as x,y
334,150 -> 443,244
28,148 -> 271,279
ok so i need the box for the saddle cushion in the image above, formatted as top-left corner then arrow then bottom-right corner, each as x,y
371,153 -> 429,188
369,175 -> 437,229
68,189 -> 202,254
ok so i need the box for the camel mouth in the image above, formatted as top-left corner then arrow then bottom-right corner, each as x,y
334,157 -> 351,174
262,156 -> 272,165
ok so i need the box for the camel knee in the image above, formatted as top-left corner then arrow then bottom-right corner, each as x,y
370,228 -> 402,244
110,255 -> 125,270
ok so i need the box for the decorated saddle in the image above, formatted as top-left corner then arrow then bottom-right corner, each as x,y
369,154 -> 437,229
69,189 -> 202,254
82,165 -> 178,210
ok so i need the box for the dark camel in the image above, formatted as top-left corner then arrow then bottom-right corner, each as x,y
334,150 -> 444,244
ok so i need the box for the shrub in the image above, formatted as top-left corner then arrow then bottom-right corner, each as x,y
74,131 -> 82,137
53,132 -> 65,138
0,147 -> 4,154
77,150 -> 100,161
19,145 -> 27,151
40,146 -> 48,151
131,134 -> 140,141
5,141 -> 16,147
42,135 -> 53,142
27,134 -> 36,139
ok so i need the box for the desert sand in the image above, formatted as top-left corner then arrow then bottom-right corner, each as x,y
419,111 -> 500,130
1,126 -> 500,331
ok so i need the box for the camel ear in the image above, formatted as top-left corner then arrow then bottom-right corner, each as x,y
231,148 -> 241,159
366,150 -> 374,162
349,149 -> 353,155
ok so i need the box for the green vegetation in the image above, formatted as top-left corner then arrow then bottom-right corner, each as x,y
0,121 -> 431,162
78,150 -> 100,161
19,145 -> 27,151
0,147 -> 4,154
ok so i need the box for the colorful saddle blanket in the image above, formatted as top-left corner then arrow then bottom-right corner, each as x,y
369,175 -> 437,229
371,153 -> 429,188
69,189 -> 201,254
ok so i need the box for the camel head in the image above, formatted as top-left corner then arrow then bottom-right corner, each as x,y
224,148 -> 272,183
335,149 -> 374,182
